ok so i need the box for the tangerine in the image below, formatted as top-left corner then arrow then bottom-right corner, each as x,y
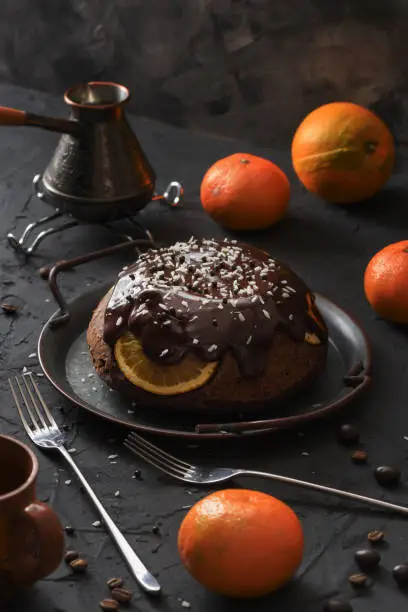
177,489 -> 304,598
292,102 -> 395,203
364,240 -> 408,323
200,153 -> 290,230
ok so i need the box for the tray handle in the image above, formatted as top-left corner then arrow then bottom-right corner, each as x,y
195,374 -> 371,435
48,239 -> 153,328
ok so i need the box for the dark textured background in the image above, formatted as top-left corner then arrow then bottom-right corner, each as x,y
0,0 -> 407,144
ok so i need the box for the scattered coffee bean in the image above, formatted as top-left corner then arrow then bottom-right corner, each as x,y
99,599 -> 119,611
64,550 -> 79,563
367,529 -> 385,544
111,587 -> 133,604
152,524 -> 161,535
392,563 -> 408,586
38,266 -> 50,280
349,573 -> 368,587
323,598 -> 353,612
351,450 -> 368,464
374,465 -> 401,488
354,549 -> 381,571
338,424 -> 359,446
133,469 -> 142,480
64,525 -> 75,535
107,577 -> 123,590
69,558 -> 88,572
1,302 -> 18,315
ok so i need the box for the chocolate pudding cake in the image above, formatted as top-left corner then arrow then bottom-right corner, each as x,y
87,238 -> 328,413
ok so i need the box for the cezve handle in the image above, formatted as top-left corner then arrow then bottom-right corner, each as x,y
0,106 -> 27,126
0,105 -> 80,135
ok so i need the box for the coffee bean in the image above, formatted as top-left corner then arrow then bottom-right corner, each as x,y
39,266 -> 50,279
107,577 -> 124,589
99,599 -> 119,611
111,587 -> 133,604
323,598 -> 353,611
338,424 -> 359,446
367,530 -> 385,544
70,558 -> 88,572
374,465 -> 401,488
1,303 -> 18,315
392,564 -> 408,586
64,550 -> 79,563
355,548 -> 381,571
351,450 -> 368,464
348,573 -> 368,587
64,525 -> 75,535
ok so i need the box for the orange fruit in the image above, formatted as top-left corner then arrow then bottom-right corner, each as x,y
200,153 -> 290,230
114,333 -> 218,395
364,240 -> 408,323
177,489 -> 304,598
292,102 -> 395,203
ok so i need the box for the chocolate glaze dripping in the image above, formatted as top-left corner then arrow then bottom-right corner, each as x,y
103,238 -> 328,378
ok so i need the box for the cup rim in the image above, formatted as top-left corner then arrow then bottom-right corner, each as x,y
0,435 -> 38,502
64,81 -> 130,109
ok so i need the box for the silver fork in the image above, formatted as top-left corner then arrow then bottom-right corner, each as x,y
125,431 -> 408,517
9,374 -> 161,595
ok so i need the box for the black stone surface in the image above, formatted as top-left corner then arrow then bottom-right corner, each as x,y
0,84 -> 408,612
0,0 -> 407,145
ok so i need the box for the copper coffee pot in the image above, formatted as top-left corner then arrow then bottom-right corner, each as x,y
0,81 -> 183,224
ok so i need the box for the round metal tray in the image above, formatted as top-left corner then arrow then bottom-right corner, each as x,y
38,281 -> 371,439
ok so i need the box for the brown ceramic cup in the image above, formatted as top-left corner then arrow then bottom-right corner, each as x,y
0,435 -> 64,594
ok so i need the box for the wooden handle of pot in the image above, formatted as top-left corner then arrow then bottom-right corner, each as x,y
0,106 -> 27,125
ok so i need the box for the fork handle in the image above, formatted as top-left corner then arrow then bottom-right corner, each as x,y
242,470 -> 408,515
58,446 -> 161,594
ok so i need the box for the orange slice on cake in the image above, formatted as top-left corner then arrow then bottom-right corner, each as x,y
114,332 -> 218,396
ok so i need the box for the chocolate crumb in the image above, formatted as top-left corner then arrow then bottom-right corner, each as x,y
349,573 -> 368,588
367,530 -> 385,544
351,450 -> 368,464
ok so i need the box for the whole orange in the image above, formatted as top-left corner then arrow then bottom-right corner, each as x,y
200,153 -> 290,230
364,240 -> 408,323
292,102 -> 395,203
177,489 -> 304,598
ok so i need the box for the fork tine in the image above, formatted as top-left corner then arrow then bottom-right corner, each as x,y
28,373 -> 58,428
9,376 -> 39,433
22,374 -> 49,429
124,439 -> 188,479
8,378 -> 34,437
128,432 -> 192,471
124,441 -> 188,481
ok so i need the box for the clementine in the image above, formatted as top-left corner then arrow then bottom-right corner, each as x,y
292,102 -> 395,203
200,153 -> 290,230
364,240 -> 408,323
177,489 -> 304,598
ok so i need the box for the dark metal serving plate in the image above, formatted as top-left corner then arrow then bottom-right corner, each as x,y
37,242 -> 371,439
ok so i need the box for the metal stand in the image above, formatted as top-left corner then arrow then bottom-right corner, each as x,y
6,174 -> 175,256
7,210 -> 80,255
7,212 -> 155,256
